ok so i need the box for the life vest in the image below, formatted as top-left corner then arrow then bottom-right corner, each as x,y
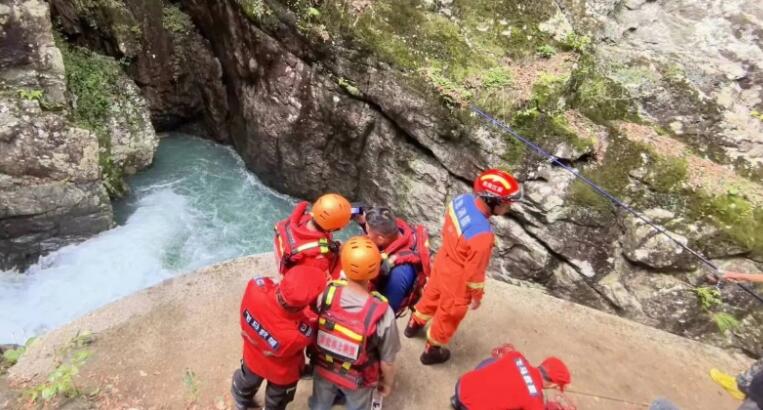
273,202 -> 339,275
241,277 -> 288,354
375,219 -> 432,315
314,281 -> 388,390
240,276 -> 315,384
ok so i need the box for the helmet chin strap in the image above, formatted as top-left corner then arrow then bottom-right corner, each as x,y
479,195 -> 502,215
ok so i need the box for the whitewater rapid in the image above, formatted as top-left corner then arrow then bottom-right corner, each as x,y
0,135 -> 297,344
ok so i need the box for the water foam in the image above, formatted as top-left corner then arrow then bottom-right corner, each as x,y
0,135 -> 295,344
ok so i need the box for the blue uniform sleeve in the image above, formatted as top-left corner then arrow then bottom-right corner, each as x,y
381,263 -> 418,313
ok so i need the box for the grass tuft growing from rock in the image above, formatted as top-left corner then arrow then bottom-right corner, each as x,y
162,3 -> 193,34
689,192 -> 763,257
25,331 -> 94,403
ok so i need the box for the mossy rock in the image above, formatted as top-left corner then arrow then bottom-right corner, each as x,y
58,40 -> 149,197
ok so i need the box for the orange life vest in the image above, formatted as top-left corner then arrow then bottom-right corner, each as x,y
313,281 -> 388,389
273,202 -> 339,275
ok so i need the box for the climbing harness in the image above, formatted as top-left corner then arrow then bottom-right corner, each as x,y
470,104 -> 763,305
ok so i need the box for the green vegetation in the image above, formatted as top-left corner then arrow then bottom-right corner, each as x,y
561,32 -> 591,53
570,56 -> 637,124
482,66 -> 513,90
305,6 -> 321,19
693,287 -> 722,311
569,131 -> 763,255
692,288 -> 741,333
712,312 -> 741,333
26,331 -> 94,403
536,44 -> 557,58
752,110 -> 763,122
163,3 -> 193,34
422,66 -> 472,105
689,191 -> 763,257
530,73 -> 568,112
3,347 -> 25,366
273,1 -> 762,257
183,369 -> 200,401
645,156 -> 688,193
18,88 -> 44,103
313,0 -> 555,100
238,0 -> 267,21
568,135 -> 650,210
58,41 -> 128,197
337,77 -> 362,97
2,338 -> 36,370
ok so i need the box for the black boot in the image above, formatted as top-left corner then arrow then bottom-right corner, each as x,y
404,317 -> 424,338
333,391 -> 347,405
420,343 -> 451,365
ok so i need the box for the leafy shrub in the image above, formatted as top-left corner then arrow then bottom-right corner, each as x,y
536,44 -> 556,58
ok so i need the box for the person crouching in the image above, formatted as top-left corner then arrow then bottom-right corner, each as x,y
452,344 -> 572,410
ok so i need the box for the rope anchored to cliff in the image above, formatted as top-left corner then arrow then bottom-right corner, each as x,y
469,104 -> 763,306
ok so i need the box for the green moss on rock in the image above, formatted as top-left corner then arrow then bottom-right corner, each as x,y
570,56 -> 638,124
646,156 -> 688,194
568,133 -> 650,210
238,0 -> 269,22
59,42 -> 127,196
162,3 -> 193,34
689,192 -> 763,257
70,0 -> 143,55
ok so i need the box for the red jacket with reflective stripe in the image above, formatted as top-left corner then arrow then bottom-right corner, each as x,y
458,351 -> 546,410
240,277 -> 316,385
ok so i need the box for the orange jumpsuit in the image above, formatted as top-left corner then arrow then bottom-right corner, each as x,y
412,193 -> 494,346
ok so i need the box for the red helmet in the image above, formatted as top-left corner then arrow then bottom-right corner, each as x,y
540,357 -> 571,391
473,169 -> 523,201
279,265 -> 327,308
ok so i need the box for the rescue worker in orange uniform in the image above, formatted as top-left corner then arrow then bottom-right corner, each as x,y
452,344 -> 572,410
232,265 -> 327,410
309,236 -> 402,410
273,193 -> 353,281
405,169 -> 524,365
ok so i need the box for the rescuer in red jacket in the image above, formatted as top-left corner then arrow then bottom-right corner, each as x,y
405,169 -> 524,365
231,265 -> 327,410
452,344 -> 573,410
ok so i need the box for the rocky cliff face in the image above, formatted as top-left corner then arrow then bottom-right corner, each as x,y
558,0 -> 763,177
0,0 -> 158,271
176,0 -> 762,355
8,0 -> 760,355
49,0 -> 229,141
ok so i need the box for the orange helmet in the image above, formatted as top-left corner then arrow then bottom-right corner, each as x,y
312,193 -> 352,231
473,168 -> 523,201
340,236 -> 381,281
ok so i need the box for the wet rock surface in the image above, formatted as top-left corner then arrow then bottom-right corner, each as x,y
173,0 -> 762,355
49,0 -> 229,140
2,0 -> 761,356
0,0 -> 111,271
0,0 -> 158,271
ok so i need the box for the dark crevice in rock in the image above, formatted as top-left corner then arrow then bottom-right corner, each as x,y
352,92 -> 473,189
509,214 -> 624,313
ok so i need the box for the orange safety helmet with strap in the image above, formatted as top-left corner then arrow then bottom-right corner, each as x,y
374,219 -> 432,316
313,280 -> 389,390
273,201 -> 341,275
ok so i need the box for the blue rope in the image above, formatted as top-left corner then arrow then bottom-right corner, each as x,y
469,104 -> 763,304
